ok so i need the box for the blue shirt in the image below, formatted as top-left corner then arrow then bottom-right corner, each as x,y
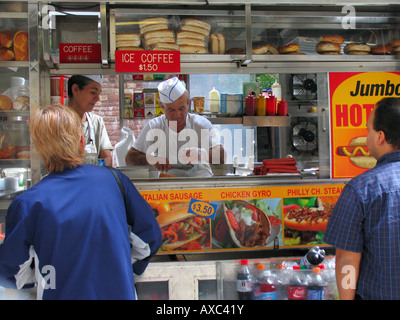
0,164 -> 161,300
324,150 -> 400,299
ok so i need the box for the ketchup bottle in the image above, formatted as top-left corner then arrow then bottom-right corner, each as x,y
245,93 -> 256,116
277,98 -> 288,116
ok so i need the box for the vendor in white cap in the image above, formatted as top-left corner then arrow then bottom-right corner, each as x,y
68,75 -> 113,166
125,76 -> 225,177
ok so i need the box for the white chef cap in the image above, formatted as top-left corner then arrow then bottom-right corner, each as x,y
83,75 -> 103,85
158,77 -> 186,104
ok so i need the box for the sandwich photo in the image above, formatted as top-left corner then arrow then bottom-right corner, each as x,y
156,202 -> 210,251
336,136 -> 377,169
283,196 -> 337,246
223,200 -> 273,248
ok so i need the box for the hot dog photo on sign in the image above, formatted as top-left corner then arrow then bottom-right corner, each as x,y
282,196 -> 338,247
336,136 -> 377,169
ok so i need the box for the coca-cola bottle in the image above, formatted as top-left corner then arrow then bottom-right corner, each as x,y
287,265 -> 307,300
237,259 -> 254,300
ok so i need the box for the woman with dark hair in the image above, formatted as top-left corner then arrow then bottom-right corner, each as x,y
68,75 -> 113,166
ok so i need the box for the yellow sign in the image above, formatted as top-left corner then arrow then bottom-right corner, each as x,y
329,72 -> 400,178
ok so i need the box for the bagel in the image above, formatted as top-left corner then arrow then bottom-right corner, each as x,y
316,41 -> 341,54
344,43 -> 371,54
318,35 -> 345,44
389,39 -> 400,48
278,43 -> 300,54
371,43 -> 393,55
252,44 -> 277,54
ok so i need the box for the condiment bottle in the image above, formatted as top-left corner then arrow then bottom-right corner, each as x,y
271,81 -> 282,102
256,94 -> 266,116
245,93 -> 256,116
266,93 -> 277,116
277,99 -> 288,116
209,87 -> 220,113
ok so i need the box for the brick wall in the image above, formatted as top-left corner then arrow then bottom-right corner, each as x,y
93,74 -> 148,148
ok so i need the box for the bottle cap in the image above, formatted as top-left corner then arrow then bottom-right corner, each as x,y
241,259 -> 248,265
293,265 -> 300,271
318,264 -> 325,269
313,267 -> 321,274
257,264 -> 265,270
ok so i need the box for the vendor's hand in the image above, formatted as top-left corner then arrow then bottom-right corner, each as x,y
179,147 -> 208,164
147,155 -> 172,172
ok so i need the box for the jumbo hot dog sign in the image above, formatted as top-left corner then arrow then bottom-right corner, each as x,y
329,72 -> 400,179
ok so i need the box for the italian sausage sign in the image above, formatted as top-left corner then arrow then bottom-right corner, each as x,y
329,72 -> 400,179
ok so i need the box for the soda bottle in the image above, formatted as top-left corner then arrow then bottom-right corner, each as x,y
237,259 -> 254,300
287,265 -> 307,300
307,267 -> 326,300
260,269 -> 277,300
300,246 -> 326,268
253,264 -> 264,300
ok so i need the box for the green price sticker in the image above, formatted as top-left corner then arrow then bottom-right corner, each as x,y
188,199 -> 217,219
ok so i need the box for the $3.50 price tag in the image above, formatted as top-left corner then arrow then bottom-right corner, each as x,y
188,199 -> 217,219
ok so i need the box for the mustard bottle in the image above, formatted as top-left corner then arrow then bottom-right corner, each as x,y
256,94 -> 266,116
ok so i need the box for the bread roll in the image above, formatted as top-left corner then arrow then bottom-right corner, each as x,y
145,36 -> 175,47
116,39 -> 141,48
180,25 -> 210,37
13,31 -> 28,61
143,29 -> 174,41
0,47 -> 14,61
253,44 -> 279,55
139,17 -> 168,30
371,43 -> 393,55
153,43 -> 180,51
318,35 -> 344,44
0,30 -> 13,48
176,31 -> 206,41
316,42 -> 341,53
140,23 -> 169,35
278,43 -> 300,54
13,96 -> 29,111
344,43 -> 371,54
0,95 -> 13,110
181,18 -> 211,33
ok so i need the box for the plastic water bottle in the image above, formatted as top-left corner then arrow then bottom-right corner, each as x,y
287,265 -> 307,300
275,264 -> 289,300
260,269 -> 277,300
253,264 -> 264,300
307,267 -> 326,300
300,246 -> 325,268
237,259 -> 253,300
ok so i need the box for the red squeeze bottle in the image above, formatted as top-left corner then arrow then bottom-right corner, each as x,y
277,99 -> 288,116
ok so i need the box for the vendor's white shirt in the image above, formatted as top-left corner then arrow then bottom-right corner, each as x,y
133,114 -> 220,177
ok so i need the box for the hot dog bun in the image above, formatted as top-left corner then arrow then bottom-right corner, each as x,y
337,137 -> 377,169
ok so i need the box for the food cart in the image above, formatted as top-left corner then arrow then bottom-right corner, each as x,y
0,0 -> 399,300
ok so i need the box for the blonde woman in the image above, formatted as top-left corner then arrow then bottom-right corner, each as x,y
0,104 -> 161,300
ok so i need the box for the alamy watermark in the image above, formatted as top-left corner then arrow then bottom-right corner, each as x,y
144,124 -> 255,165
342,5 -> 356,30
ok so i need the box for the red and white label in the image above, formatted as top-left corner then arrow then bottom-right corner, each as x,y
59,43 -> 101,63
115,50 -> 181,73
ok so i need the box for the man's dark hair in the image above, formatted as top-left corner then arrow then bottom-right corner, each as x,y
67,75 -> 94,99
374,97 -> 400,149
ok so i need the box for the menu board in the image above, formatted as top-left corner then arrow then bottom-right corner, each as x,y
140,183 -> 345,254
329,71 -> 400,179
